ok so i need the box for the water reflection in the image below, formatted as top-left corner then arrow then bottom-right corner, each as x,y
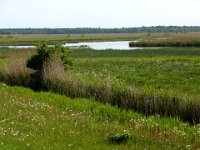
0,41 -> 142,50
64,41 -> 141,50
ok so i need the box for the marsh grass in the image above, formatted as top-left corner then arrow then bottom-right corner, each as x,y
0,33 -> 141,46
43,75 -> 200,124
0,48 -> 200,124
42,56 -> 65,80
0,48 -> 38,89
1,83 -> 200,149
1,32 -> 200,46
129,40 -> 200,47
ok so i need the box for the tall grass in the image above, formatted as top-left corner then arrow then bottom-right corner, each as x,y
43,75 -> 200,124
0,48 -> 200,124
1,32 -> 200,46
42,56 -> 65,80
0,49 -> 36,88
129,40 -> 200,47
2,83 -> 200,149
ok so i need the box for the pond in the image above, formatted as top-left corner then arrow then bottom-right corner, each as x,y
0,46 -> 36,49
0,41 -> 142,50
64,41 -> 141,50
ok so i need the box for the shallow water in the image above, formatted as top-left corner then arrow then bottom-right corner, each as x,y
0,45 -> 36,49
64,41 -> 141,50
0,41 -> 143,50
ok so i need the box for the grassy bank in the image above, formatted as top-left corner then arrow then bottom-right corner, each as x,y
1,32 -> 200,46
0,47 -> 200,124
0,33 -> 141,46
1,83 -> 200,149
129,32 -> 200,47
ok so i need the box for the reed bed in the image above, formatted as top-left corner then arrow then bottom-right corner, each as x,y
129,40 -> 200,47
43,75 -> 200,124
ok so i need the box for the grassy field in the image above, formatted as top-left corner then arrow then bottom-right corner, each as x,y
69,48 -> 200,100
1,32 -> 200,46
0,47 -> 200,122
0,33 -> 140,46
129,32 -> 200,47
1,83 -> 200,149
0,34 -> 200,148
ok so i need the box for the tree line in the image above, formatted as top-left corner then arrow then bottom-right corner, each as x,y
0,26 -> 200,34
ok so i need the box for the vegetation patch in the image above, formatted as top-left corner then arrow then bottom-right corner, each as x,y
129,40 -> 200,47
1,83 -> 200,149
0,46 -> 200,124
107,130 -> 132,144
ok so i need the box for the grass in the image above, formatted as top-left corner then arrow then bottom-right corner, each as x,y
0,41 -> 200,148
129,40 -> 200,47
129,32 -> 200,47
1,83 -> 200,149
0,47 -> 200,124
0,33 -> 140,46
69,48 -> 200,100
1,32 -> 200,46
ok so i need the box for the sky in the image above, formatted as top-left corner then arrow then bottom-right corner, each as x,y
0,0 -> 200,28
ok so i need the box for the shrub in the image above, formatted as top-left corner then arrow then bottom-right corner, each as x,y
26,43 -> 72,90
26,43 -> 72,72
107,130 -> 132,144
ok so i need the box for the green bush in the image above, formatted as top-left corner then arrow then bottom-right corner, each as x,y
107,130 -> 132,144
26,43 -> 72,71
26,43 -> 72,91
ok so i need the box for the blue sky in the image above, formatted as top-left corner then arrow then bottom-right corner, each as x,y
0,0 -> 199,28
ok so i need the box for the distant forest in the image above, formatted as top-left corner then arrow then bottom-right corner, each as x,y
0,26 -> 200,34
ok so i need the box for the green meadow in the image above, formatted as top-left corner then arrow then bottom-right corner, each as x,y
0,33 -> 200,149
0,33 -> 140,46
0,83 -> 200,149
1,32 -> 200,46
69,48 -> 200,100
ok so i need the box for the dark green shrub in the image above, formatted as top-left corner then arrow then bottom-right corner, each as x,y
27,43 -> 72,72
107,131 -> 132,144
26,43 -> 72,91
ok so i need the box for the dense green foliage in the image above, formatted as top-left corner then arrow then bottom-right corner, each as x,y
1,26 -> 200,34
107,131 -> 132,144
27,44 -> 72,71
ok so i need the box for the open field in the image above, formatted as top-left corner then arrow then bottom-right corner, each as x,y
1,32 -> 200,46
0,33 -> 141,46
0,34 -> 200,148
69,48 -> 200,100
0,47 -> 200,123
